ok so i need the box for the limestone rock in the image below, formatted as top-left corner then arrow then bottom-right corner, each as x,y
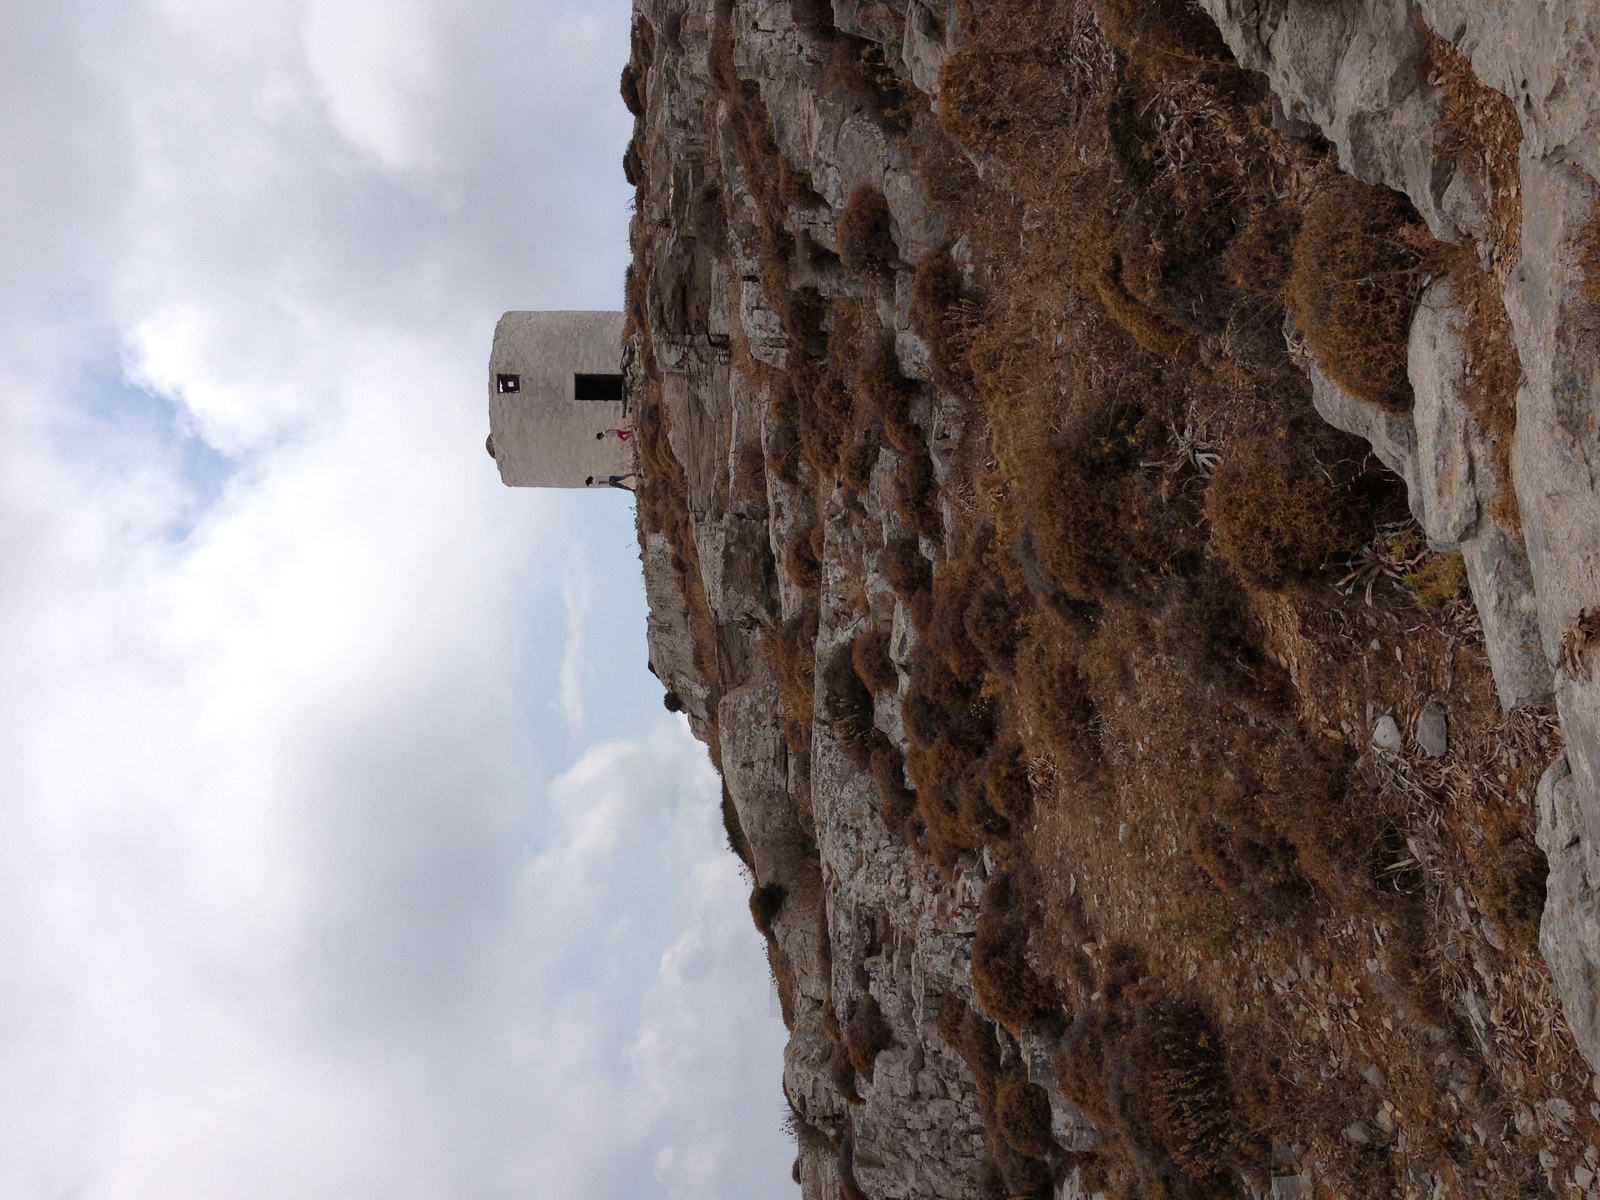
1538,753 -> 1600,1073
1372,714 -> 1405,753
1417,699 -> 1449,758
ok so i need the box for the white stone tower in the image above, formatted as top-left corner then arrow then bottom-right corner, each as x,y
486,310 -> 632,487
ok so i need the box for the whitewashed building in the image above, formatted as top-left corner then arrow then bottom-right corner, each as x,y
486,310 -> 632,487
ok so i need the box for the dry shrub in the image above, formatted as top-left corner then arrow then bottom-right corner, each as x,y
843,994 -> 893,1084
911,245 -> 974,390
829,34 -> 912,130
750,882 -> 787,936
838,187 -> 898,276
1479,834 -> 1547,952
1126,998 -> 1237,1185
964,577 -> 1026,677
869,737 -> 921,845
851,627 -> 899,694
785,527 -> 823,592
1205,432 -> 1369,591
972,883 -> 1063,1035
722,782 -> 753,867
994,1067 -> 1055,1158
936,6 -> 1104,161
776,608 -> 819,754
1092,0 -> 1232,68
882,537 -> 932,601
904,649 -> 993,756
1252,741 -> 1367,905
984,742 -> 1034,823
839,422 -> 881,493
906,731 -> 987,863
1224,201 -> 1301,300
1071,224 -> 1191,358
1580,206 -> 1600,311
893,450 -> 942,540
1057,979 -> 1254,1195
1287,172 -> 1441,411
778,156 -> 820,205
793,360 -> 855,475
822,644 -> 875,767
620,64 -> 644,118
1027,441 -> 1144,601
857,337 -> 924,455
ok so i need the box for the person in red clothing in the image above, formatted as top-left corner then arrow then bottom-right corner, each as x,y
596,428 -> 634,442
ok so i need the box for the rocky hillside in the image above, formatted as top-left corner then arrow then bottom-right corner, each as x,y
621,1 -> 1600,1196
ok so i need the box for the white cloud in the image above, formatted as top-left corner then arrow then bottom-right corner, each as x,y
302,0 -> 443,175
0,0 -> 792,1195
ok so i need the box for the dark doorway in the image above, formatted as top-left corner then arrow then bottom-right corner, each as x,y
496,373 -> 521,393
574,373 -> 624,401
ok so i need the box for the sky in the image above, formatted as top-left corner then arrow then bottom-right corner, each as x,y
0,1 -> 792,1197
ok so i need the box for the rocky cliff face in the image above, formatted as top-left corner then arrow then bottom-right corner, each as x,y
622,1 -> 1600,1196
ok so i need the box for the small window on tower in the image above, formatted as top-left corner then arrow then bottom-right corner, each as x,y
497,373 -> 521,394
574,373 -> 624,401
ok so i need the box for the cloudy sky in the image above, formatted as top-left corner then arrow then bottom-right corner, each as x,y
0,1 -> 792,1197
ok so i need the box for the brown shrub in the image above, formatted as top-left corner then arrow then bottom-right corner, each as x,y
1580,206 -> 1600,311
838,187 -> 898,276
794,361 -> 855,475
881,537 -> 932,600
851,626 -> 899,694
903,649 -> 993,755
1287,172 -> 1441,410
936,15 -> 1096,161
994,1067 -> 1055,1158
839,423 -> 880,494
776,608 -> 819,754
955,774 -> 1011,841
1072,226 -> 1191,358
750,882 -> 787,937
843,994 -> 894,1084
1126,998 -> 1237,1186
1224,202 -> 1301,300
963,578 -> 1025,677
1027,442 -> 1138,601
822,644 -> 875,767
829,34 -> 911,130
857,338 -> 924,455
911,245 -> 974,390
620,64 -> 644,118
1205,433 -> 1369,591
905,731 -> 986,863
778,156 -> 820,206
972,905 -> 1063,1035
1480,834 -> 1547,952
869,737 -> 921,845
1092,0 -> 1233,69
984,743 -> 1035,823
894,450 -> 942,540
785,526 -> 823,592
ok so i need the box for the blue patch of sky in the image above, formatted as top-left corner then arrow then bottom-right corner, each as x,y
62,340 -> 239,542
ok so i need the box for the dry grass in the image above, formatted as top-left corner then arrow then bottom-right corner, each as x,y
1287,171 -> 1443,411
630,0 -> 1600,1192
1576,205 -> 1600,312
838,187 -> 897,276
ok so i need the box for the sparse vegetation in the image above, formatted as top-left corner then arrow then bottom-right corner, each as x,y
627,0 -> 1590,1193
